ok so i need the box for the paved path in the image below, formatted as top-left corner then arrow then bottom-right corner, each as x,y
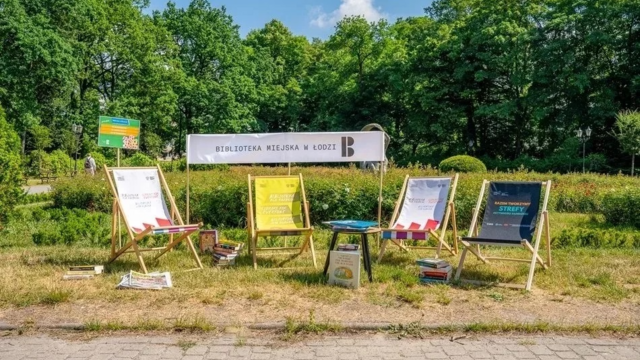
22,185 -> 51,195
0,333 -> 638,360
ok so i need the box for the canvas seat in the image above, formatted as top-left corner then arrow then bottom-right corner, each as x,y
104,165 -> 203,273
247,174 -> 317,269
454,181 -> 552,291
378,174 -> 459,262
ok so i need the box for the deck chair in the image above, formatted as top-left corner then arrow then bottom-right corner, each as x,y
454,181 -> 552,291
378,174 -> 459,262
104,165 -> 203,273
247,174 -> 317,269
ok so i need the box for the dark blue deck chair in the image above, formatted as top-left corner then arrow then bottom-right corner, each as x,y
454,181 -> 552,291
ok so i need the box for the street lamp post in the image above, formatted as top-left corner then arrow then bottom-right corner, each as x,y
71,124 -> 83,176
576,127 -> 591,174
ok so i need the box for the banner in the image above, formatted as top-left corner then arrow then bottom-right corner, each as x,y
255,177 -> 303,230
479,182 -> 542,242
98,116 -> 141,149
187,132 -> 385,164
392,178 -> 451,231
113,169 -> 172,233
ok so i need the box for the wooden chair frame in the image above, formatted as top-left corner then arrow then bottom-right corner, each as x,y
247,174 -> 317,269
454,180 -> 552,291
104,164 -> 203,274
378,174 -> 459,261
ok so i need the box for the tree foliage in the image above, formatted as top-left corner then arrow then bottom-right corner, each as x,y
0,0 -> 638,172
0,105 -> 23,225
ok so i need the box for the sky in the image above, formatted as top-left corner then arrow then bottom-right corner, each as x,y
146,0 -> 431,39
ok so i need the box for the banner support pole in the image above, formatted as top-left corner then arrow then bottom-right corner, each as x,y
288,163 -> 291,175
187,160 -> 190,224
377,133 -> 385,249
117,148 -> 122,248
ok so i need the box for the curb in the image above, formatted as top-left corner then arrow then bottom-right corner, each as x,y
0,322 -> 398,332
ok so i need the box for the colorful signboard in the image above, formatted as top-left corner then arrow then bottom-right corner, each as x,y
98,116 -> 140,149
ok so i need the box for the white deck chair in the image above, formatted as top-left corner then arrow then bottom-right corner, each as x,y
105,165 -> 203,273
454,180 -> 552,291
378,174 -> 459,261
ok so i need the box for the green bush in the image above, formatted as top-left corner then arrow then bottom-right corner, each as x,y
0,106 -> 24,224
31,208 -> 111,246
49,166 -> 640,229
52,177 -> 111,212
555,228 -> 640,249
439,155 -> 487,173
122,152 -> 155,167
600,189 -> 640,228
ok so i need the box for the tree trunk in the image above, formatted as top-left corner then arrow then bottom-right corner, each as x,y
632,153 -> 635,176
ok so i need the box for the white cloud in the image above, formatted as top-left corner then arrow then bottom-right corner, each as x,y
310,0 -> 387,28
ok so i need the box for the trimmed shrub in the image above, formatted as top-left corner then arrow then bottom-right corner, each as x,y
555,228 -> 640,249
0,106 -> 24,224
601,189 -> 640,228
439,155 -> 487,173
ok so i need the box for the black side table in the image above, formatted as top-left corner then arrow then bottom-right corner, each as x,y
322,228 -> 379,283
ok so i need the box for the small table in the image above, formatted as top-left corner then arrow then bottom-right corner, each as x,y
323,228 -> 379,283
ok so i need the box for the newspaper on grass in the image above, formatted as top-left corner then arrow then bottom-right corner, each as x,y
117,271 -> 172,290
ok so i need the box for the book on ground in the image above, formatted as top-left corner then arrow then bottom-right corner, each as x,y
415,258 -> 450,269
117,271 -> 172,290
327,250 -> 361,289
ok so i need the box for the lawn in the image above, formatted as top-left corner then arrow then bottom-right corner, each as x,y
0,212 -> 638,330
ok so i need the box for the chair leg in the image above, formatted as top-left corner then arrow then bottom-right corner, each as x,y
308,234 -> 317,269
252,235 -> 258,270
454,247 -> 468,281
525,249 -> 538,291
131,240 -> 148,274
377,239 -> 389,262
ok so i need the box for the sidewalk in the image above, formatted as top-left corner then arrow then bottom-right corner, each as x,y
0,332 -> 638,360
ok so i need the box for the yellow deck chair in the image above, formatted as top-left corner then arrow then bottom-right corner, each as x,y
104,165 -> 203,273
378,174 -> 459,261
454,180 -> 552,291
247,174 -> 317,269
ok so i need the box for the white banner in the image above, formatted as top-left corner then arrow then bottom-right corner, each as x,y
187,132 -> 385,164
113,169 -> 172,233
393,178 -> 451,231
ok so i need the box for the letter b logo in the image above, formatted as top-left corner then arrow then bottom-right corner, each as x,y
341,136 -> 354,157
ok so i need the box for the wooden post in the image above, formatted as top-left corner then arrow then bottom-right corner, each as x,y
117,148 -> 122,248
376,134 -> 385,248
186,160 -> 190,224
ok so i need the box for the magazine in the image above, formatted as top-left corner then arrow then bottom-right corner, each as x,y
117,271 -> 172,290
323,220 -> 378,232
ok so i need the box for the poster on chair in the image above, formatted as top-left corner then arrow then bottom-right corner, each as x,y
113,169 -> 172,233
392,178 -> 451,232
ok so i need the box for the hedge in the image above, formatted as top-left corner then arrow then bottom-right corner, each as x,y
439,155 -> 487,173
50,166 -> 640,229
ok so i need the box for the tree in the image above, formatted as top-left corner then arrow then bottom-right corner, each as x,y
0,105 -> 23,226
614,111 -> 640,175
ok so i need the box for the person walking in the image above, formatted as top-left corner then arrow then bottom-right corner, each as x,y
84,154 -> 96,176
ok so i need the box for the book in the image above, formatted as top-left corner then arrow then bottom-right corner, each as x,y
415,258 -> 450,269
327,250 -> 361,289
68,265 -> 104,274
199,230 -> 218,253
323,220 -> 378,232
337,244 -> 360,252
63,275 -> 93,280
65,270 -> 98,276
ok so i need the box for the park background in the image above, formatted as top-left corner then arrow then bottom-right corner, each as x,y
0,0 -> 639,330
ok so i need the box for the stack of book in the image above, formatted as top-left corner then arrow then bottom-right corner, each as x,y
63,265 -> 104,280
323,220 -> 378,232
416,258 -> 452,284
337,244 -> 360,252
213,242 -> 243,267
